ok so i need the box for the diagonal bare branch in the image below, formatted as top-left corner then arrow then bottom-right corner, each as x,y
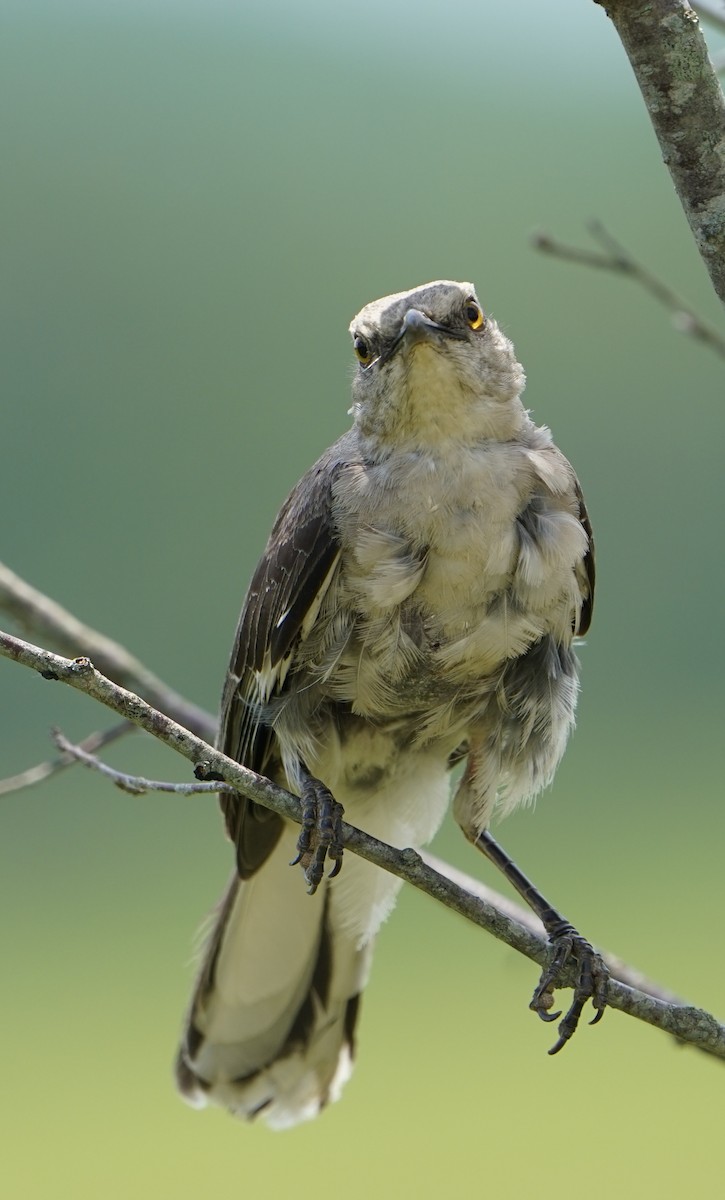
52,727 -> 691,1012
2,626 -> 725,1061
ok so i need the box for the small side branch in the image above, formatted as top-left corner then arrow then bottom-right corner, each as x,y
2,627 -> 725,1061
50,728 -> 227,796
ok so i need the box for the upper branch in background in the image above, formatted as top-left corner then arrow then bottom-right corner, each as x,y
598,0 -> 725,307
533,221 -> 725,359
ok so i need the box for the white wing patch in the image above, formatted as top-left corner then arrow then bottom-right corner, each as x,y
254,552 -> 342,705
299,551 -> 342,640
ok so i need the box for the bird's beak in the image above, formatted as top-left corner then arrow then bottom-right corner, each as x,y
382,308 -> 464,366
400,308 -> 449,342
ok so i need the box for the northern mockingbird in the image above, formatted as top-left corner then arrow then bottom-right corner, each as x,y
176,280 -> 607,1129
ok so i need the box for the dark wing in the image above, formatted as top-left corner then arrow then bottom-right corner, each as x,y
574,479 -> 595,636
219,447 -> 345,877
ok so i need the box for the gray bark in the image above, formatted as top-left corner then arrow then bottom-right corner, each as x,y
599,0 -> 725,306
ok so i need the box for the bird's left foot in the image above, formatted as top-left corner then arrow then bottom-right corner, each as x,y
531,922 -> 609,1054
290,771 -> 344,894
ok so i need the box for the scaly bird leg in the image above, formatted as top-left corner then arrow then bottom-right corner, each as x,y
475,830 -> 609,1053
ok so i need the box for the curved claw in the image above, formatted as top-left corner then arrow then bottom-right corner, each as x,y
531,930 -> 610,1053
292,772 -> 345,893
548,991 -> 589,1053
535,1007 -> 561,1024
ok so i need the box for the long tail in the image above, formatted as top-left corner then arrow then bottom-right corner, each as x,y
175,822 -> 372,1130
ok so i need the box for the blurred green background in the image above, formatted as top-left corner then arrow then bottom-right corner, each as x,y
2,1 -> 725,1195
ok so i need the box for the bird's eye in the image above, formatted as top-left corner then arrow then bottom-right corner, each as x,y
353,334 -> 373,365
465,300 -> 485,331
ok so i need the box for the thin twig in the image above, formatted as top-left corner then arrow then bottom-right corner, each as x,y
2,627 -> 725,1061
51,728 -> 230,797
533,221 -> 725,359
0,561 -> 216,740
0,720 -> 136,797
694,1 -> 725,36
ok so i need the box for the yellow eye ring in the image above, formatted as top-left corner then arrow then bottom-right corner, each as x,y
353,334 -> 373,365
465,301 -> 485,331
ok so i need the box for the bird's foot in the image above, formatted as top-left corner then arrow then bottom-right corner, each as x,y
531,922 -> 609,1054
290,772 -> 344,894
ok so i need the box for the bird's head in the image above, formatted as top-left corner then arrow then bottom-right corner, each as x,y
348,280 -> 527,453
